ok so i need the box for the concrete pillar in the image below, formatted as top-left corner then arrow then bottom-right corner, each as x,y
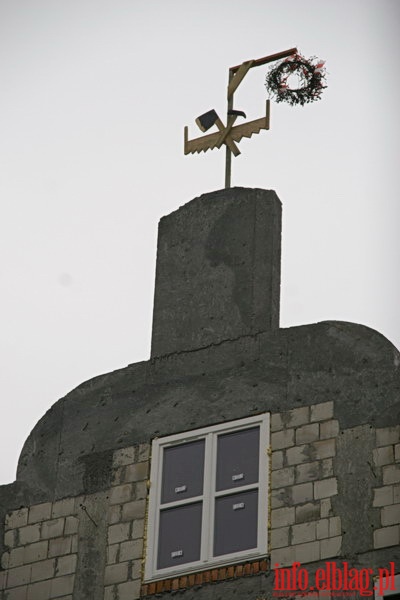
151,187 -> 281,357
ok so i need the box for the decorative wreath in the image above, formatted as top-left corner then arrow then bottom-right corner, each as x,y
265,53 -> 327,106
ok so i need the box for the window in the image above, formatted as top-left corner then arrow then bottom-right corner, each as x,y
144,413 -> 270,581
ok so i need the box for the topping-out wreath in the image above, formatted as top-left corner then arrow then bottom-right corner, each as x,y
265,53 -> 327,106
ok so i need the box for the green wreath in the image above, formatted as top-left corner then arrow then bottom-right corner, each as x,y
265,53 -> 327,106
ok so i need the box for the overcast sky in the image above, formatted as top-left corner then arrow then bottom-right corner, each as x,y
0,0 -> 399,485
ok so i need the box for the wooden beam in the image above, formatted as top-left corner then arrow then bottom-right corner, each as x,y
229,48 -> 297,74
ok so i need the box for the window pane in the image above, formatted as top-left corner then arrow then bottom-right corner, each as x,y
214,490 -> 258,556
161,439 -> 205,504
157,502 -> 202,569
216,427 -> 260,491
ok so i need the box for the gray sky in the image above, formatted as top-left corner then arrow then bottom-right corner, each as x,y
1,0 -> 399,484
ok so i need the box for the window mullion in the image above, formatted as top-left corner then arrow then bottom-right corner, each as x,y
200,432 -> 213,564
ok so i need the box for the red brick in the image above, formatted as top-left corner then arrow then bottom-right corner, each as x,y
147,582 -> 156,595
244,563 -> 251,575
195,572 -> 203,585
163,579 -> 171,591
203,570 -> 211,583
253,561 -> 260,574
156,580 -> 163,593
179,576 -> 188,588
140,584 -> 148,596
260,559 -> 268,571
235,565 -> 243,577
172,578 -> 179,591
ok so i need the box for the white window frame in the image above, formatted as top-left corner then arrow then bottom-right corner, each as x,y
144,412 -> 270,582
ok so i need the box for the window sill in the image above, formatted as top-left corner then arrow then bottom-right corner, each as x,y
140,557 -> 269,597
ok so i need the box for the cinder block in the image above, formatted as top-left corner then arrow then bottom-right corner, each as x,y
296,423 -> 319,445
271,488 -> 289,509
271,413 -> 284,432
138,443 -> 150,462
296,502 -> 320,523
104,562 -> 129,585
376,426 -> 400,447
271,545 -> 295,568
24,541 -> 48,563
131,519 -> 145,540
28,503 -> 52,525
104,585 -> 116,600
320,498 -> 332,518
287,406 -> 310,427
41,518 -> 65,540
117,580 -> 141,600
319,419 -> 339,440
294,540 -> 320,563
119,539 -> 143,562
7,564 -> 31,588
48,537 -> 72,558
27,578 -> 51,599
296,461 -> 320,484
132,481 -> 147,501
316,518 -> 329,539
1,550 -> 10,568
4,529 -> 17,548
320,535 -> 342,559
107,544 -> 119,565
312,439 -> 336,460
271,507 -> 295,529
124,462 -> 149,483
292,521 -> 316,545
114,447 -> 136,467
109,484 -> 132,506
51,499 -> 75,519
121,499 -> 146,521
0,569 -> 7,590
286,445 -> 311,466
310,402 -> 334,423
111,467 -> 124,486
329,516 -> 341,537
314,478 -> 337,499
19,524 -> 41,545
271,451 -> 284,471
271,429 -> 294,450
271,467 -> 295,489
108,505 -> 121,525
108,523 -> 130,545
374,525 -> 400,548
373,446 -> 394,467
381,503 -> 400,526
55,554 -> 77,577
30,558 -> 55,583
50,574 -> 75,598
5,508 -> 28,531
64,517 -> 78,536
395,444 -> 400,462
71,535 -> 78,553
373,486 -> 393,507
291,482 -> 313,505
270,527 -> 289,549
8,586 -> 29,600
8,547 -> 24,568
321,458 -> 333,478
383,465 -> 400,485
394,485 -> 400,504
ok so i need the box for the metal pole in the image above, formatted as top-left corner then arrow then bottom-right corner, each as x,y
225,70 -> 234,188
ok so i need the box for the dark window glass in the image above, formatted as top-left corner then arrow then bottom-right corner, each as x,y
213,489 -> 258,556
161,439 -> 205,504
157,502 -> 202,569
216,427 -> 260,491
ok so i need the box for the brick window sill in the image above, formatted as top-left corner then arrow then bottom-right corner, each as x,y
141,558 -> 269,596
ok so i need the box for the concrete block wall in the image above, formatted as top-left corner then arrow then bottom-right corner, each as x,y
1,403 -> 399,598
0,498 -> 79,599
372,425 -> 400,549
104,443 -> 150,600
270,401 -> 342,567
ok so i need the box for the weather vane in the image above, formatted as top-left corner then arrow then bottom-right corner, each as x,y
184,48 -> 327,188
